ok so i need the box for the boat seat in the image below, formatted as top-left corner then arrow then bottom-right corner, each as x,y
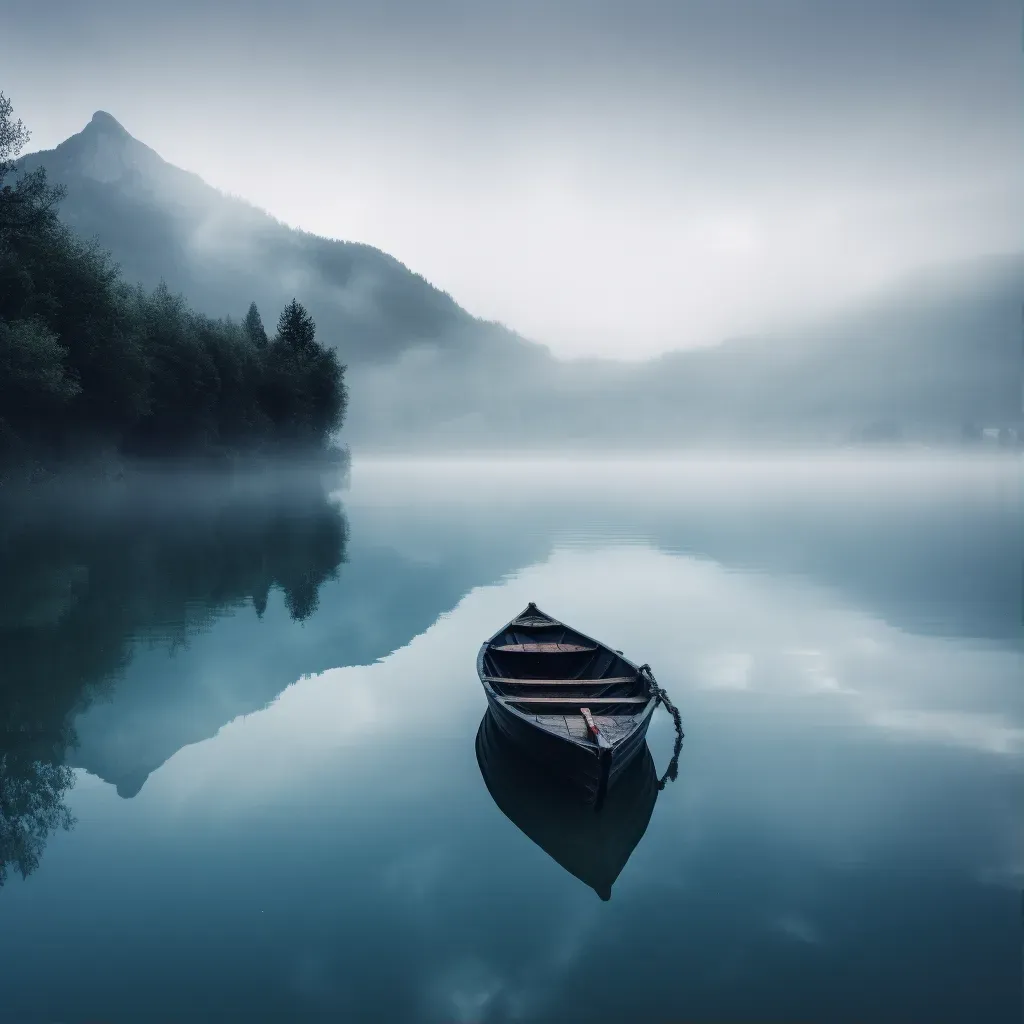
502,696 -> 648,706
482,676 -> 637,686
491,643 -> 595,653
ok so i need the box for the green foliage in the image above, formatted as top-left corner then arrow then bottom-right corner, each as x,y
243,301 -> 267,348
0,318 -> 79,405
0,751 -> 76,886
0,95 -> 347,474
0,93 -> 30,168
263,313 -> 347,445
276,298 -> 316,352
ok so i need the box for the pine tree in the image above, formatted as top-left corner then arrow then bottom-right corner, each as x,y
242,301 -> 267,348
275,298 -> 316,351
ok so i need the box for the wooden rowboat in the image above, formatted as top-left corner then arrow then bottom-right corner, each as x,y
477,602 -> 658,807
475,711 -> 658,900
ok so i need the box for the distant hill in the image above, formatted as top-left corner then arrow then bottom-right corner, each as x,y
625,252 -> 1024,445
19,113 -> 1023,447
351,250 -> 1023,448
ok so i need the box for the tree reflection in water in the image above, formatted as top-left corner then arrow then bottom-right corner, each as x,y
0,472 -> 348,885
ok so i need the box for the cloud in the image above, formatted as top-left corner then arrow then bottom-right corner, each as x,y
699,652 -> 754,691
4,0 -> 1020,356
428,959 -> 508,1024
867,709 -> 1024,757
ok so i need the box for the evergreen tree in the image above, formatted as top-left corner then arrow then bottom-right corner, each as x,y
276,298 -> 316,351
242,301 -> 267,348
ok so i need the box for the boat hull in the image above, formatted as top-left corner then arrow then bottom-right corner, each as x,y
475,710 -> 659,899
477,603 -> 661,807
484,687 -> 655,806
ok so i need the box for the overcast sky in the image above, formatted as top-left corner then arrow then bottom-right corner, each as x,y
3,0 -> 1022,358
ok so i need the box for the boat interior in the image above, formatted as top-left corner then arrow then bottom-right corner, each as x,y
481,605 -> 653,745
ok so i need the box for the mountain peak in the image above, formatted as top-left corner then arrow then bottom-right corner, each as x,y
52,109 -> 163,187
88,110 -> 131,137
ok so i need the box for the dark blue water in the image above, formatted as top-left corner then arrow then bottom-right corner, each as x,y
2,455 -> 1021,1022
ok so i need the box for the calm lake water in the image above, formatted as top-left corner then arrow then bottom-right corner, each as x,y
2,455 -> 1022,1023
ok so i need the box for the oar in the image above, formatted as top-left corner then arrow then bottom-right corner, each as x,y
580,707 -> 612,750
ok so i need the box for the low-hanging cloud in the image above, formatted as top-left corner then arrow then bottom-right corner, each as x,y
4,0 -> 1020,357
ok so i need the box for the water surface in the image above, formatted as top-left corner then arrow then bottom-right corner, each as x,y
1,455 -> 1021,1022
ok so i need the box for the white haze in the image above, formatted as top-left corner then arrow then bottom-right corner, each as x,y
3,0 -> 1021,358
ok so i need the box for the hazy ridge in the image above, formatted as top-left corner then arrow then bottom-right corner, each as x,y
20,112 -> 1023,449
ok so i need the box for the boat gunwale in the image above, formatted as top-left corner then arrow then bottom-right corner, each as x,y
477,603 -> 658,752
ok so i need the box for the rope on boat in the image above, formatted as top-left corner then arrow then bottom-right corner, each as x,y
638,664 -> 684,790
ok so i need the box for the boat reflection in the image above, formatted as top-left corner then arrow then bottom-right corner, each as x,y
475,710 -> 658,901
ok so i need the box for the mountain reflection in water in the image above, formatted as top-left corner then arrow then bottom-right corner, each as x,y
475,710 -> 659,901
0,472 -> 348,886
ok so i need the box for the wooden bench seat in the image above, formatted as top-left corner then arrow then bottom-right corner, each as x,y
491,643 -> 595,653
482,675 -> 637,687
502,696 -> 648,706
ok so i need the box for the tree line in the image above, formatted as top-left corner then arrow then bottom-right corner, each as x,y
0,93 -> 347,476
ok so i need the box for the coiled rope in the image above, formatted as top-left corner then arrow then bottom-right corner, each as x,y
639,664 -> 684,790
